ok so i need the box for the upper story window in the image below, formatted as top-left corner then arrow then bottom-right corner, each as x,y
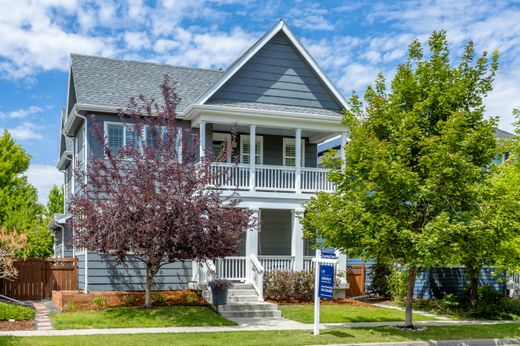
213,133 -> 231,162
283,138 -> 305,167
240,135 -> 263,164
105,122 -> 182,161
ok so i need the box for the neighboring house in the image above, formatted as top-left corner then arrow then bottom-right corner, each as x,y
49,20 -> 350,297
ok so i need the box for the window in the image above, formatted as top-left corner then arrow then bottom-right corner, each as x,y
105,122 -> 182,161
213,133 -> 231,162
106,123 -> 124,154
283,138 -> 305,167
240,135 -> 263,164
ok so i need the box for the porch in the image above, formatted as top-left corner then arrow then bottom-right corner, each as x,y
191,208 -> 348,301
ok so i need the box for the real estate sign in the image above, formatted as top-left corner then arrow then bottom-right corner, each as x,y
318,265 -> 334,299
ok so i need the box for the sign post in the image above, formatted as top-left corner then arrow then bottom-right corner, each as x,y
313,249 -> 338,336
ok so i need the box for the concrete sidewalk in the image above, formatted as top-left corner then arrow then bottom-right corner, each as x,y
0,318 -> 518,337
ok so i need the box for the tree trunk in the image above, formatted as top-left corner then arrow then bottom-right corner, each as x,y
145,263 -> 158,308
404,266 -> 417,328
468,266 -> 480,307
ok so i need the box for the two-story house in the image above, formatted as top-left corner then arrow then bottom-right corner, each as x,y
49,20 -> 349,306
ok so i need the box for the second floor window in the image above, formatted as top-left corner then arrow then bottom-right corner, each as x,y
240,135 -> 263,164
283,138 -> 305,167
106,123 -> 125,154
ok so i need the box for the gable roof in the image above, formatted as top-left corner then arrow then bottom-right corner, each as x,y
195,20 -> 348,112
69,54 -> 224,114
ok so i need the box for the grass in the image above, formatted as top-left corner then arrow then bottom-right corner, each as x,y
50,306 -> 235,329
1,324 -> 519,345
279,304 -> 437,323
0,302 -> 35,321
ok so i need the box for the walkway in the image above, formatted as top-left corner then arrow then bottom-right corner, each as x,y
26,300 -> 53,331
0,318 -> 519,337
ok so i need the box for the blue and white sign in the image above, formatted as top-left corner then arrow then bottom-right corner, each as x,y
318,264 -> 334,299
321,250 -> 337,259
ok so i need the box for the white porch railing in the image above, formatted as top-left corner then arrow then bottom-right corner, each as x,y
192,259 -> 217,284
216,256 -> 247,280
210,163 -> 250,189
211,163 -> 334,193
258,256 -> 295,272
507,272 -> 520,297
250,254 -> 264,301
303,256 -> 315,272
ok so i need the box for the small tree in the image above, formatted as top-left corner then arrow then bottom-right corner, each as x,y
46,185 -> 64,219
303,31 -> 498,328
70,76 -> 251,307
0,227 -> 26,280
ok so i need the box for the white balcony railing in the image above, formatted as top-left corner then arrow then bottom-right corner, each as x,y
211,163 -> 333,193
258,256 -> 295,272
216,256 -> 247,280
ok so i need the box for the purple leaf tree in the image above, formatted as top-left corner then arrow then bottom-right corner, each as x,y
70,76 -> 251,307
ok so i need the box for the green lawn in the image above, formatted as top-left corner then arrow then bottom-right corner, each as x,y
50,306 -> 235,329
1,324 -> 519,346
279,304 -> 437,323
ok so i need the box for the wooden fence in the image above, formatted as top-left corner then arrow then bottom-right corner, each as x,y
0,258 -> 78,300
346,264 -> 366,297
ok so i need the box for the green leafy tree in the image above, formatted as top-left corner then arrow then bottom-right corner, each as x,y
0,130 -> 53,258
303,31 -> 498,327
46,184 -> 64,219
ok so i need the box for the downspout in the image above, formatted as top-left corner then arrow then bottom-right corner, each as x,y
75,110 -> 89,293
59,224 -> 65,258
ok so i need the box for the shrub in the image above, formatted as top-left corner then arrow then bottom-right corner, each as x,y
387,268 -> 407,304
264,271 -> 315,302
92,296 -> 107,310
0,302 -> 35,321
65,301 -> 78,312
185,291 -> 199,304
153,294 -> 167,305
368,263 -> 392,297
121,294 -> 136,306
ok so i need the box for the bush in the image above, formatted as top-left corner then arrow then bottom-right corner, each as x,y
121,295 -> 136,307
368,263 -> 392,297
153,294 -> 167,305
92,296 -> 107,310
387,268 -> 407,303
0,302 -> 35,321
65,301 -> 78,312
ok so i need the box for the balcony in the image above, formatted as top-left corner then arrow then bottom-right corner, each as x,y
210,162 -> 334,193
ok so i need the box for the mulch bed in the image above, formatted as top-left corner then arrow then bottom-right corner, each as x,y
0,320 -> 34,331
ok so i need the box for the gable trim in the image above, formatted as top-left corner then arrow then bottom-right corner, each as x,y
195,20 -> 349,110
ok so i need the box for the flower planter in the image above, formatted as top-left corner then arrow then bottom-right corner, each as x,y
211,287 -> 228,305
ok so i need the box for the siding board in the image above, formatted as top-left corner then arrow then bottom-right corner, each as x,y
259,209 -> 292,255
208,32 -> 342,111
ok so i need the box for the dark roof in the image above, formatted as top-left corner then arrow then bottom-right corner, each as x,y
70,54 -> 224,113
495,128 -> 514,138
317,128 -> 515,154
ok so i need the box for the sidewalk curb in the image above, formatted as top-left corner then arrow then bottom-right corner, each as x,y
323,338 -> 520,346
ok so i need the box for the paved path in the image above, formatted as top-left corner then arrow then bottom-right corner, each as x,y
27,301 -> 53,331
0,317 -> 519,337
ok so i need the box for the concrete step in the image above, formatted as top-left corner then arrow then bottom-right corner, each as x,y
218,303 -> 278,312
227,296 -> 260,303
227,290 -> 258,297
219,310 -> 282,318
230,283 -> 254,290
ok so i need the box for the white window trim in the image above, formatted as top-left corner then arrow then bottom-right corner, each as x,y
104,122 -> 182,162
283,137 -> 305,167
240,134 -> 263,165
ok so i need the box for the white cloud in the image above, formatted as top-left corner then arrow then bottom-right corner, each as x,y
124,31 -> 151,50
5,123 -> 43,141
289,4 -> 335,31
0,106 -> 43,119
26,164 -> 63,204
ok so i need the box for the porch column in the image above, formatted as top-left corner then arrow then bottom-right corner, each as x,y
340,132 -> 347,163
291,208 -> 304,271
199,120 -> 206,160
295,128 -> 302,193
249,125 -> 256,191
246,207 -> 259,281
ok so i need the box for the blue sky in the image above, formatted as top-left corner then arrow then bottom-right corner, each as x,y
0,0 -> 519,203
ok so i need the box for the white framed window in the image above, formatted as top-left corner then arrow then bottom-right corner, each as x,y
213,132 -> 231,162
240,135 -> 263,164
283,138 -> 305,167
105,122 -> 182,161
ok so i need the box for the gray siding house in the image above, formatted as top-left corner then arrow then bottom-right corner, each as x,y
50,20 -> 349,296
